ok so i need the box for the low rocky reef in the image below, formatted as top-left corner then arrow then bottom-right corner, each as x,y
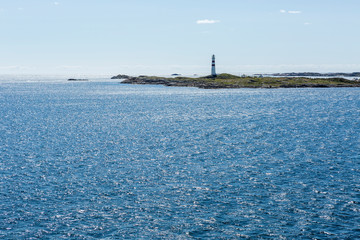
111,73 -> 360,89
68,78 -> 88,81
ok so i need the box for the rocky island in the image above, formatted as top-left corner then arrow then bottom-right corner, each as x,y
111,73 -> 360,89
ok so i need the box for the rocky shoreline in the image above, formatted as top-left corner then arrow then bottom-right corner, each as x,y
112,74 -> 360,89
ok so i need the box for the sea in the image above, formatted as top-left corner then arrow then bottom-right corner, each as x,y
0,76 -> 359,239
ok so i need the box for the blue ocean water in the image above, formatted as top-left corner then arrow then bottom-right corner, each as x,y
0,79 -> 359,239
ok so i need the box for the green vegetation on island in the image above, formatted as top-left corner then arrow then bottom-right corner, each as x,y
112,73 -> 360,89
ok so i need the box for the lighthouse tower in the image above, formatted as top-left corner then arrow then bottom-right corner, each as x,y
211,54 -> 216,77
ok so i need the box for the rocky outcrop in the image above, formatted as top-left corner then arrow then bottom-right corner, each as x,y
113,74 -> 360,89
111,74 -> 131,79
120,76 -> 227,89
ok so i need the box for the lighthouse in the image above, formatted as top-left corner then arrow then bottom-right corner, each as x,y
211,54 -> 216,77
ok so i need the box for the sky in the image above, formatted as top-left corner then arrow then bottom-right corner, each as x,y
0,0 -> 360,76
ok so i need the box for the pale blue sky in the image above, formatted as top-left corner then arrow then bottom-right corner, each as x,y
1,0 -> 359,75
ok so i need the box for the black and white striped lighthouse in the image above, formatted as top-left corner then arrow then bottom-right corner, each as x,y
211,54 -> 216,77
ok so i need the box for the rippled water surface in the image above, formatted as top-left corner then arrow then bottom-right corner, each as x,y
1,80 -> 359,239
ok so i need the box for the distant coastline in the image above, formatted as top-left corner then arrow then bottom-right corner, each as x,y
268,72 -> 360,78
111,73 -> 360,89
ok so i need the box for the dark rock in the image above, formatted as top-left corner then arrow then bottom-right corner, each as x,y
68,78 -> 88,81
111,74 -> 131,79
